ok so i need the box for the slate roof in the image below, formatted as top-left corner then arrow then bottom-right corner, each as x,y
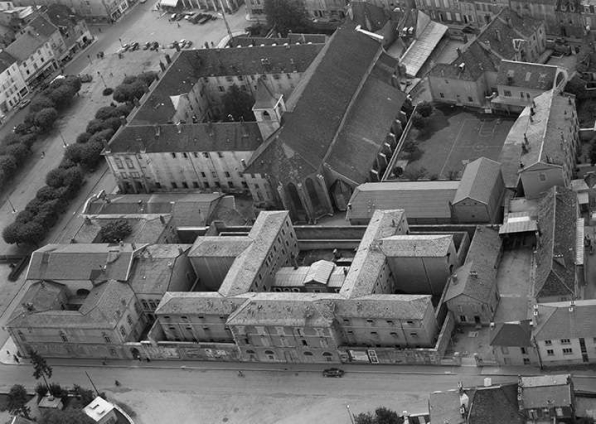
245,23 -> 405,187
0,50 -> 17,73
130,44 -> 323,125
534,187 -> 578,299
534,300 -> 596,340
519,375 -> 573,408
226,292 -> 337,327
346,181 -> 459,223
341,209 -> 406,298
476,8 -> 543,60
349,1 -> 392,32
156,292 -> 248,315
380,234 -> 454,257
445,226 -> 502,303
333,294 -> 432,320
453,157 -> 502,205
128,244 -> 191,294
430,40 -> 499,81
253,78 -> 280,109
44,4 -> 83,28
26,244 -> 136,282
107,122 -> 262,153
468,384 -> 524,424
232,34 -> 327,47
496,60 -> 558,90
489,321 -> 533,347
6,32 -> 47,62
8,279 -> 135,329
27,15 -> 58,38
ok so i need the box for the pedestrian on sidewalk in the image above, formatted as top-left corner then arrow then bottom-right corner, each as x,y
13,355 -> 19,363
41,151 -> 45,158
177,22 -> 180,27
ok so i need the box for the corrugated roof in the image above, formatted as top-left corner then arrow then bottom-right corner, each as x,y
347,181 -> 459,222
453,157 -> 502,205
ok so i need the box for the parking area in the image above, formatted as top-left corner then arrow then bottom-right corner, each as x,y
405,105 -> 516,178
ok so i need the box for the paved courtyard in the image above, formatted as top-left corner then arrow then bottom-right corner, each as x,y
404,105 -> 516,179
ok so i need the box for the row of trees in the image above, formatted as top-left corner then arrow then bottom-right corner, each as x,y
1,73 -> 145,246
355,407 -> 404,424
0,76 -> 81,189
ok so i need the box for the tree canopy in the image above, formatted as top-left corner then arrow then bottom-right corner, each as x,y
40,409 -> 95,424
264,0 -> 311,36
222,85 -> 256,122
355,407 -> 403,424
7,384 -> 31,418
98,219 -> 133,243
29,349 -> 53,388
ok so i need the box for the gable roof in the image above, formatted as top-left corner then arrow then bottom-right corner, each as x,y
253,78 -> 280,109
534,300 -> 596,340
26,244 -> 136,282
0,50 -> 17,73
534,187 -> 578,299
400,11 -> 448,77
129,44 -> 323,125
44,4 -> 83,28
156,291 -> 248,315
468,384 -> 524,424
245,23 -> 405,186
128,244 -> 191,294
453,157 -> 502,205
6,32 -> 47,61
445,226 -> 502,303
27,15 -> 58,38
107,122 -> 262,153
490,320 -> 533,347
430,38 -> 500,81
519,375 -> 573,408
496,60 -> 559,91
380,234 -> 454,257
346,181 -> 459,222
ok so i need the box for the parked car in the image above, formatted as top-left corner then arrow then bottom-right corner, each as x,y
130,42 -> 140,51
143,41 -> 151,50
184,40 -> 193,48
151,41 -> 160,50
170,13 -> 177,20
18,98 -> 31,109
175,13 -> 184,21
122,43 -> 131,51
322,368 -> 345,378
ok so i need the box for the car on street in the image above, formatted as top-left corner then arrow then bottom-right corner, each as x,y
143,41 -> 151,50
151,41 -> 159,50
130,42 -> 140,51
184,40 -> 193,48
175,13 -> 184,21
79,74 -> 93,83
322,368 -> 345,378
18,98 -> 31,109
170,13 -> 177,20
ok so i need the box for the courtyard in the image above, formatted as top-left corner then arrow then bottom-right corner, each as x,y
402,105 -> 516,179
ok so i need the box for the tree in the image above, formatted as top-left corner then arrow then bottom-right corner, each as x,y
64,143 -> 85,164
2,222 -> 21,244
30,96 -> 56,113
47,84 -> 76,109
3,143 -> 31,163
264,0 -> 311,36
137,71 -> 158,86
17,221 -> 46,245
29,349 -> 53,389
36,185 -> 64,201
34,107 -> 58,132
0,154 -> 17,178
411,113 -> 428,130
64,75 -> 82,93
7,384 -> 31,419
565,76 -> 587,99
86,119 -> 107,135
40,409 -> 95,424
416,101 -> 433,118
354,407 -> 403,424
46,167 -> 68,188
112,85 -> 133,103
72,385 -> 95,406
98,219 -> 132,243
79,141 -> 105,169
128,80 -> 148,100
222,85 -> 256,122
95,106 -> 117,120
76,132 -> 92,144
88,128 -> 114,145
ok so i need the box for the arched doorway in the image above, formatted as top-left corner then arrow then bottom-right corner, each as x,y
305,178 -> 325,218
287,182 -> 307,222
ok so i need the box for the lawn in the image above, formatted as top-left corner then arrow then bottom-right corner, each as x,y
401,105 -> 516,179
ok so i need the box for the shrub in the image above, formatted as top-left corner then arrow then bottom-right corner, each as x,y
102,87 -> 114,96
76,132 -> 91,144
48,383 -> 66,399
137,71 -> 157,86
3,133 -> 22,146
64,144 -> 85,164
88,128 -> 114,145
115,103 -> 133,117
95,106 -> 117,120
0,155 -> 17,178
35,382 -> 48,398
98,219 -> 132,243
86,119 -> 107,135
72,385 -> 94,406
122,75 -> 138,85
417,101 -> 433,117
102,116 -> 122,132
36,186 -> 64,201
402,166 -> 428,181
411,113 -> 428,130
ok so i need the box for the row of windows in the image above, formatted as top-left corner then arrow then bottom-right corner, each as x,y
544,338 -> 572,345
168,180 -> 248,190
546,348 -> 573,356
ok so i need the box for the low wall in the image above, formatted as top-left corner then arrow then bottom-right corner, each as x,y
580,127 -> 595,141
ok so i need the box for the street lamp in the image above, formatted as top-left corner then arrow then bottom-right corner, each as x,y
87,54 -> 92,65
97,71 -> 107,88
7,196 -> 17,213
57,128 -> 68,148
346,404 -> 355,424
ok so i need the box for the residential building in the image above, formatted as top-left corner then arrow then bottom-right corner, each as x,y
445,226 -> 502,325
0,49 -> 26,112
491,61 -> 568,113
428,9 -> 546,109
244,23 -> 407,223
43,4 -> 93,63
245,0 -> 348,22
24,14 -> 66,63
499,90 -> 579,197
518,375 -> 575,421
5,21 -> 57,88
510,0 -> 558,36
12,0 -> 130,22
451,157 -> 504,224
347,157 -> 504,225
5,243 -> 193,359
533,300 -> 596,366
490,320 -> 538,365
533,187 -> 581,303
